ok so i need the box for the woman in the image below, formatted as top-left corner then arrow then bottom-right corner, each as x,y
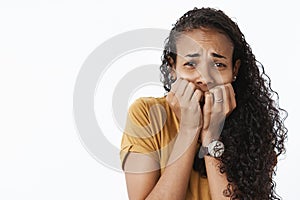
120,7 -> 287,199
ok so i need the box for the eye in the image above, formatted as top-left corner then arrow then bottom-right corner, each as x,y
184,61 -> 197,68
214,62 -> 226,68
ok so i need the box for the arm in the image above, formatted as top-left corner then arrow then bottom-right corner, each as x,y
204,156 -> 230,200
124,78 -> 203,200
145,128 -> 200,200
201,84 -> 237,200
125,128 -> 200,200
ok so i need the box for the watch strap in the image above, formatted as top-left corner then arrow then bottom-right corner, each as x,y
198,145 -> 208,159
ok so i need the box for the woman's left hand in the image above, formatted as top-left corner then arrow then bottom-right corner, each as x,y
201,83 -> 236,146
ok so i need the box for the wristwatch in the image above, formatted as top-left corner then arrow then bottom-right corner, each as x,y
198,140 -> 225,158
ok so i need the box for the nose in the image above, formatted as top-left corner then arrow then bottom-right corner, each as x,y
194,66 -> 214,91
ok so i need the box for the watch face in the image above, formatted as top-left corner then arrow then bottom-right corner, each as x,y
208,141 -> 225,157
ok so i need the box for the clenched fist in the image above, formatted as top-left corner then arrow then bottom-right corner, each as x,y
166,78 -> 203,133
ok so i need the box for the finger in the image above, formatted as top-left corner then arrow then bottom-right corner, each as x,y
203,92 -> 213,130
170,77 -> 183,93
191,89 -> 203,104
227,84 -> 236,109
192,89 -> 203,128
184,82 -> 196,101
212,86 -> 224,113
223,85 -> 231,114
224,84 -> 236,115
167,90 -> 180,106
166,91 -> 181,118
176,79 -> 188,97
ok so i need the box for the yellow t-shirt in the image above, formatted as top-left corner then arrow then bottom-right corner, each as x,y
120,96 -> 211,200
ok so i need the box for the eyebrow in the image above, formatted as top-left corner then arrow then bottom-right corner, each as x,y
184,52 -> 227,59
184,53 -> 200,58
211,52 -> 227,59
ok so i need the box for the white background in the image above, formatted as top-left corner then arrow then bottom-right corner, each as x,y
0,0 -> 299,199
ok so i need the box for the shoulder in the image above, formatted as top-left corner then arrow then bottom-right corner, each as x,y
128,96 -> 168,114
127,96 -> 170,127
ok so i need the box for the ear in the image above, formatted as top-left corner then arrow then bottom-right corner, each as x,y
167,56 -> 176,77
168,56 -> 176,69
233,59 -> 241,77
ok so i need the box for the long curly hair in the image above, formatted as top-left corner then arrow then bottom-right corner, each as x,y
160,7 -> 288,199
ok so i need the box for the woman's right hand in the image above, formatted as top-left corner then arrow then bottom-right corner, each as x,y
166,78 -> 203,133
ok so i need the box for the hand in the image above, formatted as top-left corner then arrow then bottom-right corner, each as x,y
201,83 -> 236,146
166,78 -> 203,132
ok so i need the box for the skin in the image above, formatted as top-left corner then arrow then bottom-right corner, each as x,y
170,28 -> 240,144
174,28 -> 238,90
124,28 -> 240,200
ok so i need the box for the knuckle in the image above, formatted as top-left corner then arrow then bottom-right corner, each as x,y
170,101 -> 177,107
188,82 -> 195,90
206,110 -> 212,116
232,104 -> 236,109
181,79 -> 188,86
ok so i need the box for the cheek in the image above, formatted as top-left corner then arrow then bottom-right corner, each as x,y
174,65 -> 234,85
175,68 -> 195,81
213,71 -> 233,84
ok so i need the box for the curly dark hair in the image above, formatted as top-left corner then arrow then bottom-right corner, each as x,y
159,7 -> 288,200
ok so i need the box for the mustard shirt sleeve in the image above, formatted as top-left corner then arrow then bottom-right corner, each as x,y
120,97 -> 161,170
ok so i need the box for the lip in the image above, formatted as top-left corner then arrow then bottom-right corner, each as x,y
197,84 -> 209,92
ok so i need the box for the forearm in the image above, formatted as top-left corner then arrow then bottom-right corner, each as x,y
204,156 -> 230,200
146,129 -> 199,200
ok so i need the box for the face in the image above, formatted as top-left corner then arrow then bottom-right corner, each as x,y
171,28 -> 240,92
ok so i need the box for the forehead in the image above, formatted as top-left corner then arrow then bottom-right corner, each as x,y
175,28 -> 234,57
